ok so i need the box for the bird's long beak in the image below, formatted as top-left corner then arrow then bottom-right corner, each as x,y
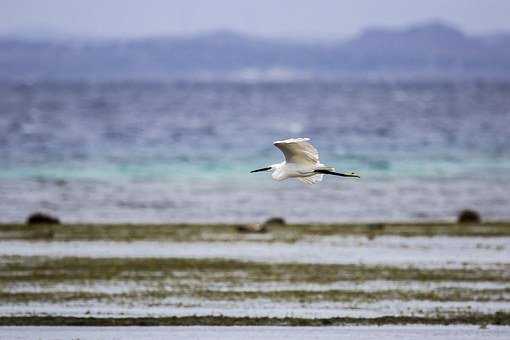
250,167 -> 271,173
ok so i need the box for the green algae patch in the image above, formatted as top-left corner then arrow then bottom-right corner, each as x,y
1,222 -> 510,242
2,256 -> 509,285
1,312 -> 509,326
1,287 -> 509,304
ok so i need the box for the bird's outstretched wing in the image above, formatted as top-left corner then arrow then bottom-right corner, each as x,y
273,138 -> 320,165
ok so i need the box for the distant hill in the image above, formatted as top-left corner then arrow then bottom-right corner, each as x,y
1,21 -> 510,80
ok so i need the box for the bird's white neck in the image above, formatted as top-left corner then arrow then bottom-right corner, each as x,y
270,162 -> 285,171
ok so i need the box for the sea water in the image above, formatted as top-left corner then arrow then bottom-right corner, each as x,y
1,80 -> 509,222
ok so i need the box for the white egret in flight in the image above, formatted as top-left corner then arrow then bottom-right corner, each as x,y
250,138 -> 360,184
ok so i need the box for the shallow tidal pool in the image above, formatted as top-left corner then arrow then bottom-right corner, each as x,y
1,325 -> 509,340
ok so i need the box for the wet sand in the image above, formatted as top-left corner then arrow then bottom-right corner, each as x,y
0,222 -> 509,325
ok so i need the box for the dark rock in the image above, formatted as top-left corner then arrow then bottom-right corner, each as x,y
26,212 -> 60,225
457,209 -> 481,224
264,217 -> 286,226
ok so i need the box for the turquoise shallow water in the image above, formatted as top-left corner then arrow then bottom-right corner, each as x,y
0,80 -> 509,222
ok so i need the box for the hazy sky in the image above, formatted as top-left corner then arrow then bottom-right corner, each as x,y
2,0 -> 510,38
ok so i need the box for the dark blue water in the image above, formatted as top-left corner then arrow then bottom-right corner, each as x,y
1,80 -> 509,222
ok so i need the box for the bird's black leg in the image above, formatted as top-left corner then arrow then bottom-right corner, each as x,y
314,170 -> 360,178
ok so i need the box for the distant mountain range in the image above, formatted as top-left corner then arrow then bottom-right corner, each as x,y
1,21 -> 510,80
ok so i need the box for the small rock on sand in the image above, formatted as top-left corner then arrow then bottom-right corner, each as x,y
236,223 -> 267,233
263,217 -> 286,226
26,212 -> 61,225
236,217 -> 286,233
457,209 -> 481,224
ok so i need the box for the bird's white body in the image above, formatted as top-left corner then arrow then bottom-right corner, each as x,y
270,161 -> 331,184
251,138 -> 358,184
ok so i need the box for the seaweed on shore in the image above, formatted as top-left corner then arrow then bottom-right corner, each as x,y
2,256 -> 508,284
1,222 -> 510,242
0,312 -> 508,326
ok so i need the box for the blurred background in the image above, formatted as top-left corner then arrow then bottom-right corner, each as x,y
1,0 -> 510,223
